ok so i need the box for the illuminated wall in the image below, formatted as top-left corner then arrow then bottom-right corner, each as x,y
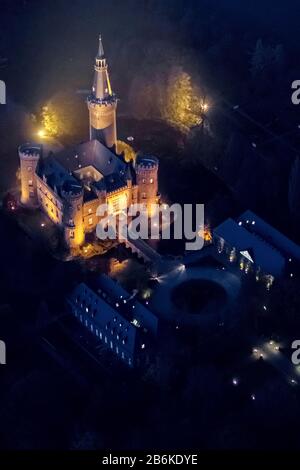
36,176 -> 63,225
83,198 -> 101,232
19,145 -> 41,208
107,189 -> 129,215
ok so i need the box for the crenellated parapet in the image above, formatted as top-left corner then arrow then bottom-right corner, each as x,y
19,143 -> 42,207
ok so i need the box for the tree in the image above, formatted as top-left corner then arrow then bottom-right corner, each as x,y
39,91 -> 87,140
163,67 -> 202,131
41,104 -> 60,137
117,140 -> 136,162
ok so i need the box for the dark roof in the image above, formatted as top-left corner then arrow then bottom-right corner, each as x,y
89,274 -> 158,335
238,210 -> 300,262
36,140 -> 135,198
36,154 -> 79,197
68,283 -> 137,355
214,218 -> 285,277
54,139 -> 126,177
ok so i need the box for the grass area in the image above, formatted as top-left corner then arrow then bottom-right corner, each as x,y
171,279 -> 227,314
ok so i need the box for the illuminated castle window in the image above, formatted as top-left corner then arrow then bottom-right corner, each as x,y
88,217 -> 93,225
28,179 -> 33,186
150,178 -> 154,184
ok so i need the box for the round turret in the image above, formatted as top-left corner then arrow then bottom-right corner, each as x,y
135,155 -> 159,215
61,180 -> 85,248
19,143 -> 42,207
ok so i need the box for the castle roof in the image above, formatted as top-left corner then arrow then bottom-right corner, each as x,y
36,140 -> 135,200
93,172 -> 127,193
36,153 -> 78,198
54,139 -> 126,177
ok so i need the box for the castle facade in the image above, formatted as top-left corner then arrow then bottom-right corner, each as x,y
19,36 -> 159,249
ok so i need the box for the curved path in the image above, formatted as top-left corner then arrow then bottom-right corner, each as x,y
150,265 -> 241,328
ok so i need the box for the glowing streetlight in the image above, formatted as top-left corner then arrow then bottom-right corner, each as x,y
37,129 -> 46,139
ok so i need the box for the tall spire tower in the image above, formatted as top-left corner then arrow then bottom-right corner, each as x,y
87,35 -> 117,149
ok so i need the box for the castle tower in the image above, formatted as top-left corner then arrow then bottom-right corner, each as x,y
61,181 -> 85,249
135,155 -> 159,215
87,35 -> 117,150
19,144 -> 42,208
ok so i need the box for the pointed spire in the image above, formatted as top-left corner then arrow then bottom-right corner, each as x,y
92,34 -> 113,99
97,34 -> 105,59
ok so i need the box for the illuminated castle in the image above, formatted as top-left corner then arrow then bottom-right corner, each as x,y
19,36 -> 159,250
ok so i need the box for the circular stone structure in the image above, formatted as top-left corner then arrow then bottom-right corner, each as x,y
150,265 -> 241,333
